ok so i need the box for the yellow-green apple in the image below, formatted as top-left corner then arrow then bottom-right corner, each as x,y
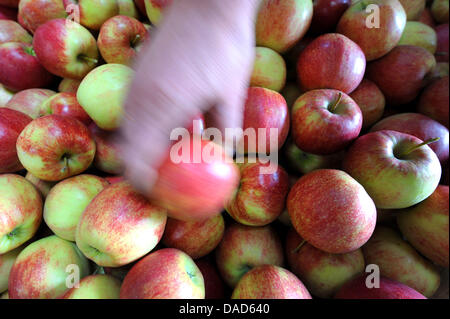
33,19 -> 99,79
195,257 -> 226,299
0,174 -> 42,254
120,248 -> 205,299
5,88 -> 55,118
76,181 -> 167,267
297,33 -> 366,94
366,45 -> 436,106
0,4 -> 17,20
431,0 -> 449,23
398,21 -> 438,54
310,0 -> 351,34
18,0 -> 67,33
44,174 -> 109,241
144,0 -> 172,26
417,76 -> 449,128
0,108 -> 32,173
77,63 -> 134,130
291,89 -> 362,155
0,20 -> 32,43
58,78 -> 81,94
334,275 -> 427,299
215,223 -> 284,288
0,83 -> 13,106
285,228 -> 365,298
418,7 -> 436,27
255,0 -> 313,53
343,130 -> 442,209
16,115 -> 96,181
337,0 -> 407,61
231,265 -> 311,299
149,138 -> 239,221
241,87 -> 289,154
0,42 -> 55,91
39,92 -> 92,126
225,160 -> 289,226
0,245 -> 23,293
162,214 -> 224,259
88,123 -> 125,174
98,15 -> 147,66
397,185 -> 449,267
61,274 -> 121,299
349,79 -> 385,129
8,235 -> 90,299
371,113 -> 449,163
63,0 -> 119,30
25,172 -> 55,197
435,24 -> 449,62
250,47 -> 286,92
287,169 -> 376,254
362,226 -> 441,297
118,0 -> 139,18
399,0 -> 426,20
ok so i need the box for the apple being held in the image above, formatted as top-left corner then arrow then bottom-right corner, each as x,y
435,24 -> 449,62
398,0 -> 426,21
39,92 -> 92,126
18,0 -> 67,33
63,0 -> 119,30
144,0 -> 172,26
431,0 -> 449,23
349,79 -> 385,129
62,274 -> 121,299
0,20 -> 32,44
398,21 -> 438,54
250,47 -> 286,92
309,0 -> 352,34
5,88 -> 55,119
418,76 -> 449,128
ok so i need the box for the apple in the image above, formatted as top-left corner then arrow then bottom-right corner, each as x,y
135,0 -> 146,15
337,0 -> 407,61
0,83 -> 13,106
58,78 -> 81,94
77,63 -> 134,130
398,0 -> 426,20
144,0 -> 172,26
417,76 -> 449,128
429,62 -> 450,82
104,175 -> 125,184
286,228 -> 364,298
398,21 -> 438,54
255,0 -> 313,53
62,274 -> 121,299
76,181 -> 167,267
291,89 -> 362,155
232,265 -> 311,299
44,174 -> 109,241
0,20 -> 32,43
297,33 -> 366,94
8,235 -> 90,299
349,79 -> 385,129
280,82 -> 302,109
0,245 -> 23,293
371,113 -> 449,163
250,47 -> 286,92
0,4 -> 17,20
118,0 -> 139,18
39,92 -> 92,126
98,15 -> 147,66
25,172 -> 55,198
310,0 -> 352,34
0,0 -> 19,8
0,108 -> 32,173
120,248 -> 205,299
418,8 -> 436,27
366,45 -> 436,106
215,223 -> 284,288
33,18 -> 99,80
435,24 -> 449,62
5,88 -> 55,119
362,226 -> 441,298
195,257 -> 226,299
431,0 -> 449,23
162,214 -> 225,259
63,0 -> 119,30
16,115 -> 96,181
334,275 -> 427,299
225,160 -> 289,226
18,0 -> 67,33
397,185 -> 449,267
0,42 -> 55,92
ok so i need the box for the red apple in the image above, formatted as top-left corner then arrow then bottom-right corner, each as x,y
418,8 -> 436,28
195,257 -> 226,299
349,79 -> 386,129
18,0 -> 67,33
0,20 -> 31,44
398,0 -> 426,21
40,92 -> 92,126
104,175 -> 125,184
310,0 -> 352,34
0,0 -> 18,8
5,88 -> 55,119
435,24 -> 449,62
0,4 -> 17,20
417,76 -> 449,128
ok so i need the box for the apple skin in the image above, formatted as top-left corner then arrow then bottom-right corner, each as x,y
418,8 -> 436,28
397,185 -> 449,267
232,265 -> 312,299
5,88 -> 55,119
0,20 -> 32,44
287,169 -> 377,254
429,62 -> 450,82
215,223 -> 284,288
104,175 -> 125,184
226,160 -> 289,227
61,274 -> 121,299
334,275 -> 427,299
371,113 -> 449,163
44,174 -> 109,241
297,33 -> 366,94
362,226 -> 441,298
8,235 -> 90,299
0,42 -> 55,92
435,24 -> 449,62
120,248 -> 205,299
417,76 -> 449,128
398,0 -> 426,20
398,21 -> 438,54
0,4 -> 17,20
77,63 -> 134,130
76,181 -> 167,267
431,0 -> 449,23
144,0 -> 172,26
0,83 -> 13,106
367,45 -> 436,106
349,79 -> 386,129
0,245 -> 23,293
0,174 -> 42,254
250,47 -> 286,92
337,0 -> 407,61
98,15 -> 148,66
40,92 -> 92,126
310,0 -> 351,34
118,0 -> 139,18
58,78 -> 81,94
18,0 -> 67,33
0,108 -> 32,173
63,0 -> 119,30
195,257 -> 226,299
291,89 -> 362,155
25,172 -> 55,198
255,0 -> 313,53
33,19 -> 99,80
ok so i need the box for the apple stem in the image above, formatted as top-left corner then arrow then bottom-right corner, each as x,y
131,34 -> 141,47
62,155 -> 70,174
328,92 -> 343,113
292,239 -> 307,254
79,55 -> 98,64
400,137 -> 440,157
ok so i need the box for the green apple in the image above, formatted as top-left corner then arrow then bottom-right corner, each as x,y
64,0 -> 119,30
250,47 -> 286,92
25,172 -> 56,198
62,274 -> 121,299
0,245 -> 24,293
431,0 -> 449,23
118,0 -> 139,18
398,21 -> 438,54
144,0 -> 172,26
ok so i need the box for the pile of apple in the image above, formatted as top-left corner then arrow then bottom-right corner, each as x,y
0,0 -> 449,300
